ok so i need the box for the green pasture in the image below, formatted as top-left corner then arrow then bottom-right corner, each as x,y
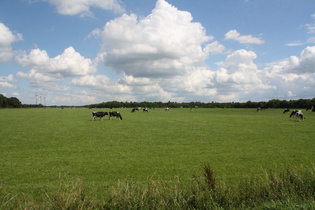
0,107 -> 314,197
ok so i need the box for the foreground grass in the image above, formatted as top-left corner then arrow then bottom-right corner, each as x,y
1,164 -> 314,209
0,107 -> 314,207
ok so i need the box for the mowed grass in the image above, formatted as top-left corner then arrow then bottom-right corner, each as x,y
0,107 -> 314,198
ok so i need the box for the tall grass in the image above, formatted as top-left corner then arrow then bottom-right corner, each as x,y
106,164 -> 315,209
1,164 -> 314,209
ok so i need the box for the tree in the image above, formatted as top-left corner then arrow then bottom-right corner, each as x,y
0,94 -> 8,108
8,97 -> 22,108
0,95 -> 22,108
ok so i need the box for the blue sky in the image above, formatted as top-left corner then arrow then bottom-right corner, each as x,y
1,0 -> 315,105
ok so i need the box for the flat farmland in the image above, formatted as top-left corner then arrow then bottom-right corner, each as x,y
0,107 -> 314,197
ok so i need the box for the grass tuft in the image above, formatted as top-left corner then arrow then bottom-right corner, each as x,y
43,177 -> 95,209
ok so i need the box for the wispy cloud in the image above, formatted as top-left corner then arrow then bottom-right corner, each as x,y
285,41 -> 305,47
46,0 -> 125,17
224,29 -> 264,44
305,13 -> 315,34
286,14 -> 315,47
0,74 -> 16,88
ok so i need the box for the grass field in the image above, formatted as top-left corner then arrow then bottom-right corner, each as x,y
0,107 -> 314,201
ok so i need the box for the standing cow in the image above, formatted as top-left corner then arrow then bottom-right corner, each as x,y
92,112 -> 108,121
109,111 -> 123,120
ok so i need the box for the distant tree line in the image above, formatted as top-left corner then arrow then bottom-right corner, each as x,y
0,94 -> 22,108
86,98 -> 315,109
1,94 -> 315,109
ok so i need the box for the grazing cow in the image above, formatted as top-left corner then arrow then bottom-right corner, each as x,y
306,106 -> 315,112
165,107 -> 170,111
257,107 -> 261,112
131,107 -> 141,113
283,108 -> 290,114
290,110 -> 304,121
109,111 -> 123,120
143,108 -> 148,112
92,111 -> 108,121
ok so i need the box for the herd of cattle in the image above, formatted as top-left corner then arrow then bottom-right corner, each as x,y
92,107 -> 170,120
286,106 -> 315,121
258,106 -> 315,122
92,106 -> 314,121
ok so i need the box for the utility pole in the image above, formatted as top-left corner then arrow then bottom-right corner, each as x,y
35,93 -> 38,105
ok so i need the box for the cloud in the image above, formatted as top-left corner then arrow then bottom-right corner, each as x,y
16,69 -> 69,91
204,41 -> 228,54
206,49 -> 276,101
16,47 -> 97,77
285,37 -> 315,47
0,22 -> 23,62
286,14 -> 315,47
98,0 -> 213,78
58,92 -> 97,104
0,74 -> 16,88
258,45 -> 315,99
305,13 -> 315,34
218,49 -> 258,73
285,41 -> 305,47
224,29 -> 264,44
71,74 -> 131,94
15,46 -> 97,90
118,74 -> 186,102
210,46 -> 315,101
46,0 -> 125,17
273,46 -> 315,74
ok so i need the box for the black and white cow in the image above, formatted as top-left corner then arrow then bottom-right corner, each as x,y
92,111 -> 108,121
283,108 -> 290,114
109,111 -> 123,120
143,108 -> 148,112
290,110 -> 304,121
131,107 -> 141,113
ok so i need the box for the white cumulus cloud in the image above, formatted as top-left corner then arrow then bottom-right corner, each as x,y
204,41 -> 228,54
16,47 -> 97,77
0,22 -> 23,62
15,46 -> 97,90
98,0 -> 213,78
206,49 -> 275,101
259,45 -> 315,99
270,46 -> 315,75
